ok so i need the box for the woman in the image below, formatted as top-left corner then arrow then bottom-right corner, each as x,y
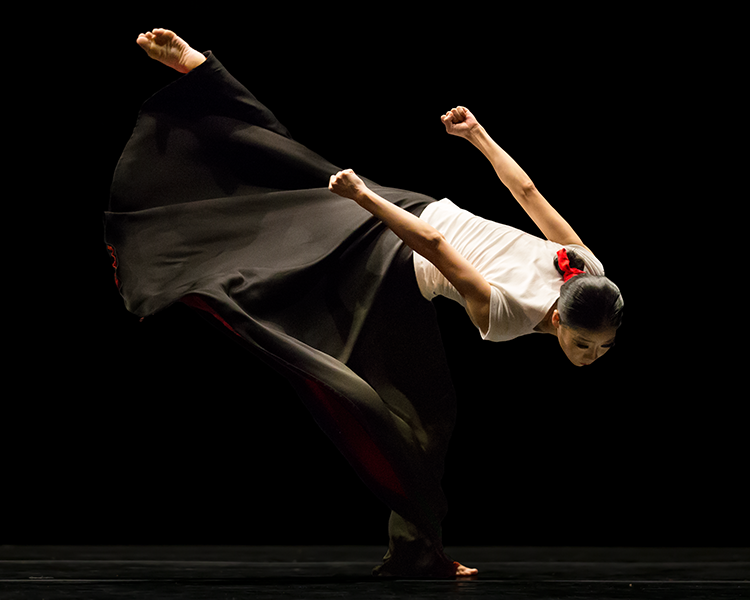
106,29 -> 622,578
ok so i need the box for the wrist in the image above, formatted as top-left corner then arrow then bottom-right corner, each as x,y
352,187 -> 374,207
465,124 -> 489,146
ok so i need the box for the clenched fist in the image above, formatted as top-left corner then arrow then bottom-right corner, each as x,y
329,169 -> 368,202
441,106 -> 480,139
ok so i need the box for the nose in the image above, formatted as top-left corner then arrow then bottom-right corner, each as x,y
583,348 -> 601,363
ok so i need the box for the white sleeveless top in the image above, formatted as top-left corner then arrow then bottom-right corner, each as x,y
413,199 -> 605,342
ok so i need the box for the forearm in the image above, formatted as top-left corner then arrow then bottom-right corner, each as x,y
465,125 -> 534,197
354,188 -> 444,259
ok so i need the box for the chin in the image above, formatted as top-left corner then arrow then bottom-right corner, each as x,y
568,357 -> 590,367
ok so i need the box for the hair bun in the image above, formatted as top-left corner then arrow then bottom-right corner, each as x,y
554,248 -> 586,277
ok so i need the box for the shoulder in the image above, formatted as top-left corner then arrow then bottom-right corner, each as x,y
480,286 -> 534,342
419,198 -> 460,224
566,244 -> 605,276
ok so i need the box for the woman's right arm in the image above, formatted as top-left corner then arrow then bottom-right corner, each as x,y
329,169 -> 491,333
441,107 -> 589,251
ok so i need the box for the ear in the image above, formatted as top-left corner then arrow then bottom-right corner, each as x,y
551,309 -> 562,329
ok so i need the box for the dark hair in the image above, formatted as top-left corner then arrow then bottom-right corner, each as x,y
554,250 -> 624,331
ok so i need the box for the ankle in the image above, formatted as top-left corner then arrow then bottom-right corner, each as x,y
182,50 -> 207,73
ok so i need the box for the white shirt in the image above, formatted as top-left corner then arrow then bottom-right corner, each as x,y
413,199 -> 605,342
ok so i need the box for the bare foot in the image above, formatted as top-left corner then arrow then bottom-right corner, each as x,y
373,554 -> 478,579
136,28 -> 206,73
453,562 -> 479,577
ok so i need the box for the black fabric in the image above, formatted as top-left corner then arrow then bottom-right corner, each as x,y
104,53 -> 457,568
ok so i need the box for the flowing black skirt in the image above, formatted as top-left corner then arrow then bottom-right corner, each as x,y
104,53 -> 457,568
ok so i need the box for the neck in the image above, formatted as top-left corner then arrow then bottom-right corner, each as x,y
534,302 -> 559,336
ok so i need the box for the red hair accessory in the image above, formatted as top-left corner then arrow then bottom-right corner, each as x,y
557,248 -> 586,282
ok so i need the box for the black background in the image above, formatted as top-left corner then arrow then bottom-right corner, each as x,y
9,7 -> 743,549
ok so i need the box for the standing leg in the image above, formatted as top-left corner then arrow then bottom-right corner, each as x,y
347,243 -> 477,578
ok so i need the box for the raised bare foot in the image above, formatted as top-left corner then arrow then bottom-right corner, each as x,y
136,28 -> 206,73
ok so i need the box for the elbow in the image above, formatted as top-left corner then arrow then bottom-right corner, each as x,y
516,179 -> 538,201
426,228 -> 445,247
419,228 -> 446,260
426,229 -> 446,252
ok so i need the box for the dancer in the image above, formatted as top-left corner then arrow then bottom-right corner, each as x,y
107,29 -> 622,578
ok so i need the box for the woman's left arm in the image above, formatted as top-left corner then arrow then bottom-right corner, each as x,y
442,107 -> 590,251
329,170 -> 491,332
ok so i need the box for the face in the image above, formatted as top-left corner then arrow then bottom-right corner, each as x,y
552,311 -> 617,367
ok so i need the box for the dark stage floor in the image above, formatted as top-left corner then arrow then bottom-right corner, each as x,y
1,545 -> 747,599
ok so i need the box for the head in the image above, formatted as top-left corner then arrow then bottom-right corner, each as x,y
553,250 -> 624,367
